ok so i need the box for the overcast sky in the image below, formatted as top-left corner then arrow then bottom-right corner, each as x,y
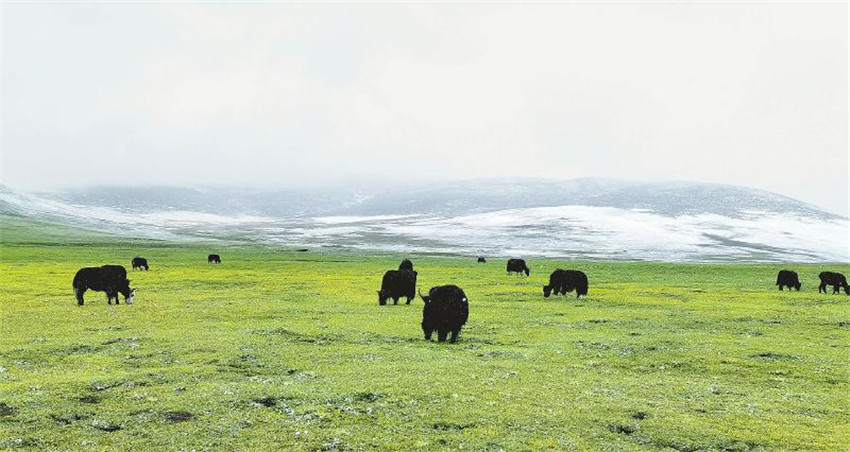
2,2 -> 848,215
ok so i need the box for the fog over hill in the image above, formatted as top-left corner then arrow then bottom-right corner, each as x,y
2,179 -> 847,262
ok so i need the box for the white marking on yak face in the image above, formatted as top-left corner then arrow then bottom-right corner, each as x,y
125,288 -> 136,305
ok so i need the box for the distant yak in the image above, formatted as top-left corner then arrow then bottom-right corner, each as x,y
131,257 -> 149,271
73,265 -> 135,306
399,259 -> 414,271
477,257 -> 486,263
506,258 -> 530,276
378,269 -> 418,305
420,285 -> 469,343
208,254 -> 221,264
775,270 -> 800,291
819,271 -> 849,295
543,269 -> 588,298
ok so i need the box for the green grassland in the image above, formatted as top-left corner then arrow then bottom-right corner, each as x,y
1,219 -> 849,451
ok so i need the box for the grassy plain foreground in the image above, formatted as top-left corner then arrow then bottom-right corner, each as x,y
1,220 -> 849,450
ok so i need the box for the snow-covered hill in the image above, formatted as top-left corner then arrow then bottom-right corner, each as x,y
2,180 -> 847,262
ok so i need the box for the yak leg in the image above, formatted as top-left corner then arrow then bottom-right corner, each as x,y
833,285 -> 840,295
392,297 -> 399,305
437,330 -> 449,342
778,285 -> 784,291
406,296 -> 412,305
424,328 -> 433,341
819,283 -> 826,293
449,330 -> 460,343
75,287 -> 85,306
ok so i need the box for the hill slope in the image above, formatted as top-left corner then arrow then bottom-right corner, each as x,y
2,179 -> 847,262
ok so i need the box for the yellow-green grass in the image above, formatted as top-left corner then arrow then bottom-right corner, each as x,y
1,225 -> 848,450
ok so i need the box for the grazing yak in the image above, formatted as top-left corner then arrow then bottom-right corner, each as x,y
775,270 -> 801,291
477,257 -> 486,263
378,269 -> 418,305
819,271 -> 849,295
399,259 -> 414,271
420,285 -> 469,343
131,257 -> 149,271
73,265 -> 135,306
208,254 -> 221,264
543,269 -> 588,298
506,258 -> 530,276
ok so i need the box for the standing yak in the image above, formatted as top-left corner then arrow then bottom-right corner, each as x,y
506,258 -> 530,276
775,270 -> 801,291
131,257 -> 149,271
819,271 -> 849,295
208,254 -> 221,264
477,257 -> 486,263
73,265 -> 136,306
543,269 -> 588,298
420,285 -> 469,343
378,269 -> 418,305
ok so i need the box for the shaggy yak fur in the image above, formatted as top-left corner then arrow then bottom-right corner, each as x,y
775,270 -> 801,291
208,254 -> 221,264
543,269 -> 589,298
131,257 -> 149,271
420,285 -> 469,343
398,259 -> 414,271
506,258 -> 530,276
378,269 -> 417,305
819,271 -> 849,295
73,265 -> 135,306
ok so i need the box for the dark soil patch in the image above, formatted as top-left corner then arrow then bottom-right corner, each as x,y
632,411 -> 649,420
608,423 -> 639,435
91,420 -> 122,432
0,402 -> 18,417
51,413 -> 85,425
354,392 -> 381,403
53,344 -> 97,355
79,395 -> 101,404
433,422 -> 471,431
254,397 -> 277,407
752,352 -> 795,360
165,410 -> 193,423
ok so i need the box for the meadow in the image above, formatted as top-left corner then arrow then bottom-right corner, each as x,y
1,219 -> 849,451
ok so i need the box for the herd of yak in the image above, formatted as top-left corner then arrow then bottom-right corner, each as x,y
72,255 -> 849,344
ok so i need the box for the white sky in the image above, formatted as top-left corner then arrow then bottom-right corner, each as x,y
2,2 -> 848,215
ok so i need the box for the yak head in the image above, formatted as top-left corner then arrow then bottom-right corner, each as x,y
377,290 -> 387,306
845,283 -> 850,295
418,289 -> 431,304
543,285 -> 553,298
118,279 -> 136,305
795,282 -> 802,291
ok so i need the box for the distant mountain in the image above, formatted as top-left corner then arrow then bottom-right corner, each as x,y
36,178 -> 840,219
3,179 -> 848,262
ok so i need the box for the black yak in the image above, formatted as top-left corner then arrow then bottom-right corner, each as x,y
420,285 -> 469,343
131,257 -> 149,271
208,254 -> 221,264
819,271 -> 849,295
543,269 -> 588,298
477,257 -> 486,263
506,258 -> 530,276
73,265 -> 136,306
378,269 -> 417,305
399,259 -> 414,271
775,270 -> 801,291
